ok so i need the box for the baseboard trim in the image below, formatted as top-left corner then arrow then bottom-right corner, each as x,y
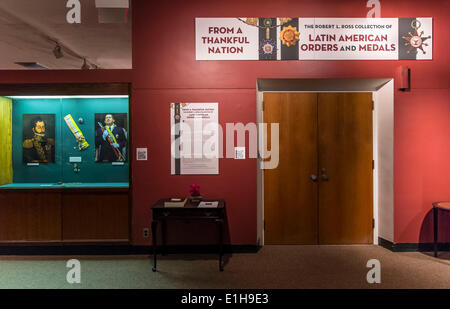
4,240 -> 448,255
0,244 -> 260,256
378,237 -> 450,252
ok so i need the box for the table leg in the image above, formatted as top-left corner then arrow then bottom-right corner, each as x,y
433,207 -> 438,258
162,219 -> 167,256
217,219 -> 224,271
152,220 -> 158,271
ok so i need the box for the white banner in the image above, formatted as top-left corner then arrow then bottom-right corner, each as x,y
196,17 -> 433,61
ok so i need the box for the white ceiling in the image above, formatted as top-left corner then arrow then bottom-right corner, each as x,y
0,0 -> 132,70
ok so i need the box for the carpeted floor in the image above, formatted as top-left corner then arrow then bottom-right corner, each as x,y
0,245 -> 448,289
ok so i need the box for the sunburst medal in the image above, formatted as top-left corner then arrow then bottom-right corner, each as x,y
280,25 -> 300,47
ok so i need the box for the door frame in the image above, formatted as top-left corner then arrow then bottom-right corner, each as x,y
256,78 -> 395,246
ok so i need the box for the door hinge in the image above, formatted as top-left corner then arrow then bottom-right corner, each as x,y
372,160 -> 375,170
372,100 -> 375,111
262,101 -> 264,112
264,220 -> 266,231
372,219 -> 375,229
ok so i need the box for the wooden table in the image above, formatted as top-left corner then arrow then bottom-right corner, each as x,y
151,198 -> 226,271
433,201 -> 450,257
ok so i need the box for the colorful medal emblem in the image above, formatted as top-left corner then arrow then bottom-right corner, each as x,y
402,20 -> 431,54
280,25 -> 300,47
259,40 -> 277,59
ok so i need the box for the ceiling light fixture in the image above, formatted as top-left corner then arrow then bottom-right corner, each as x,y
81,58 -> 90,70
53,44 -> 63,59
96,0 -> 129,24
14,62 -> 49,70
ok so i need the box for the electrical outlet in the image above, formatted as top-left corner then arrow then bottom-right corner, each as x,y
143,228 -> 149,238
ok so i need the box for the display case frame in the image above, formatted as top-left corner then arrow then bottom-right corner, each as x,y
0,83 -> 133,244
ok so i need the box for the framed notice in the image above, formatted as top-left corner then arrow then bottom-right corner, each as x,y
170,103 -> 219,175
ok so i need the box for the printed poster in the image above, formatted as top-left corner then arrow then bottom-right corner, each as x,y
170,103 -> 219,175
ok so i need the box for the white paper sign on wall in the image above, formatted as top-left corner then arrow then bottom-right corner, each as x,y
234,147 -> 246,160
170,103 -> 219,175
136,148 -> 148,161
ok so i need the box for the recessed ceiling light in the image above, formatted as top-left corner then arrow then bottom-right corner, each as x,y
96,0 -> 129,24
95,0 -> 129,8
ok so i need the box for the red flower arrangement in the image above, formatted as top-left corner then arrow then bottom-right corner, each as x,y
189,184 -> 201,197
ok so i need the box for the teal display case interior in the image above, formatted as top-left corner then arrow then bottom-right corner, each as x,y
9,96 -> 129,185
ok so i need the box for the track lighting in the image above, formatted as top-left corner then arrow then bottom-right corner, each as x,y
53,44 -> 63,59
81,58 -> 90,70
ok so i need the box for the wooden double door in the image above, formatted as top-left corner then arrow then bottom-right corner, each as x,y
263,92 -> 373,245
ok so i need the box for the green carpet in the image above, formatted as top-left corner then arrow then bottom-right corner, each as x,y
0,246 -> 449,289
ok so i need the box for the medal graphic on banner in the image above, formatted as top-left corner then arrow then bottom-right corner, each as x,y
260,39 -> 277,59
280,25 -> 300,47
238,17 -> 293,59
402,20 -> 431,54
259,18 -> 278,60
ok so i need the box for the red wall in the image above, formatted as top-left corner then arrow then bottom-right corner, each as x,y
131,0 -> 449,245
1,0 -> 448,245
395,89 -> 450,243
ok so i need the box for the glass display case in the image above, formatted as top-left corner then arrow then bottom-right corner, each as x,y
0,95 -> 129,188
